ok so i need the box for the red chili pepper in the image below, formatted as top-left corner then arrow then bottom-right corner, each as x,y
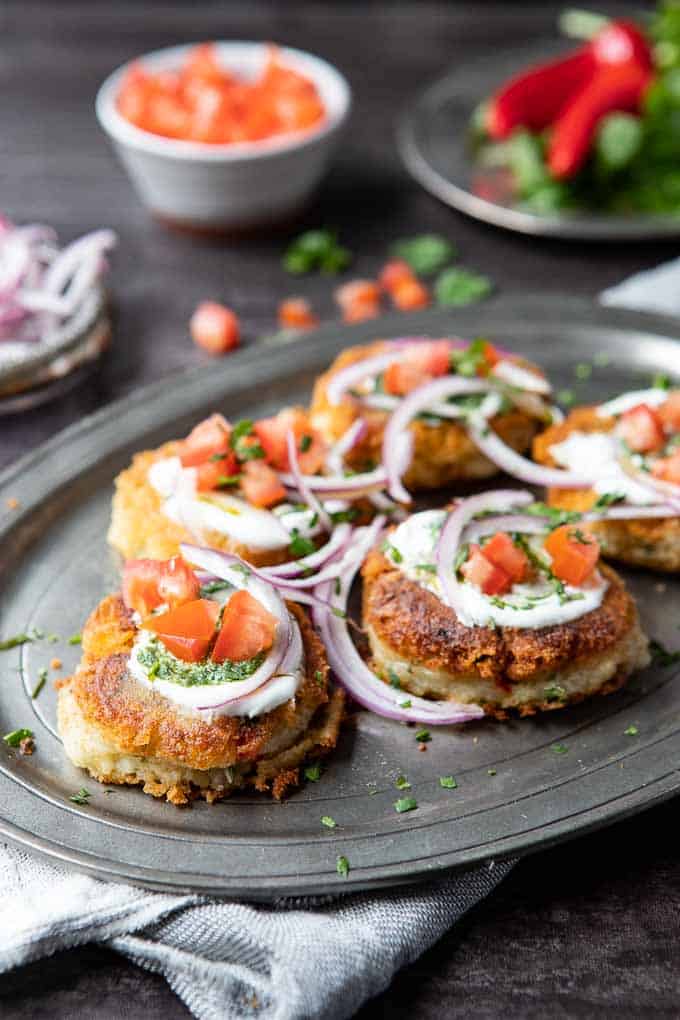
486,19 -> 653,143
547,62 -> 651,179
486,49 -> 594,140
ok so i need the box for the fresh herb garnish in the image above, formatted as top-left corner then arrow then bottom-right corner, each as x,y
382,541 -> 403,564
450,337 -> 489,377
283,229 -> 351,275
329,507 -> 359,525
3,728 -> 33,747
552,743 -> 568,755
624,724 -> 639,736
650,639 -> 680,666
593,492 -> 625,509
415,728 -> 431,743
398,698 -> 412,708
390,234 -> 456,275
299,434 -> 312,453
314,669 -> 325,687
544,683 -> 567,703
321,815 -> 337,829
388,669 -> 401,690
229,419 -> 265,461
0,633 -> 31,651
653,372 -> 671,390
574,362 -> 592,380
199,580 -> 231,596
336,855 -> 350,878
395,775 -> 411,790
137,638 -> 263,687
434,268 -> 493,307
31,667 -> 48,699
69,788 -> 91,805
217,474 -> 242,488
304,763 -> 322,782
439,776 -> 458,789
487,768 -> 497,776
557,388 -> 575,406
289,530 -> 316,559
526,502 -> 581,527
394,796 -> 418,813
67,633 -> 82,645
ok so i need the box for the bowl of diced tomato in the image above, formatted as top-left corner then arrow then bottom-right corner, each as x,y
95,41 -> 351,231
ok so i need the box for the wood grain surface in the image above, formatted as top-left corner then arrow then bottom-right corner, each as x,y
1,2 -> 677,1018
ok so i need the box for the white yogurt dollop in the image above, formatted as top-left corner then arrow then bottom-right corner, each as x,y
148,456 -> 338,551
388,509 -> 606,630
549,432 -> 656,506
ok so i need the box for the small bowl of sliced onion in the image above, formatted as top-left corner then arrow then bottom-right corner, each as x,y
95,41 -> 351,232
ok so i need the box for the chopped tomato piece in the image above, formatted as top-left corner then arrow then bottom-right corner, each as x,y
178,414 -> 231,467
190,301 -> 240,356
240,460 -> 286,507
482,532 -> 529,583
461,544 -> 513,596
378,259 -> 415,294
544,525 -> 600,586
481,342 -> 501,369
122,557 -> 200,617
391,278 -> 430,312
384,360 -> 431,396
146,598 -> 220,662
278,297 -> 319,331
617,403 -> 665,453
342,298 -> 381,323
658,391 -> 680,432
254,408 -> 325,473
651,450 -> 680,485
403,339 -> 451,377
334,281 -> 381,324
212,589 -> 277,663
195,452 -> 240,491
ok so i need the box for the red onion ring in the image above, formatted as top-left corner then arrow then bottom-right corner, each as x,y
463,513 -> 550,544
286,428 -> 332,533
326,350 -> 402,406
326,418 -> 368,475
466,415 -> 595,489
264,522 -> 354,578
278,465 -> 388,498
582,504 -> 679,521
617,456 -> 680,512
491,359 -> 551,395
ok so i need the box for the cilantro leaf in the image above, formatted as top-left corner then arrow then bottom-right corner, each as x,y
390,234 -> 456,275
434,267 -> 493,307
394,796 -> 418,813
283,230 -> 351,276
336,855 -> 350,878
3,728 -> 33,747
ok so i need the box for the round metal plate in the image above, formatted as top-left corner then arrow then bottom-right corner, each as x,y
397,45 -> 680,241
1,295 -> 680,899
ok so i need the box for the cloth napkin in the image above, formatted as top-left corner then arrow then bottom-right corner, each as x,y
1,258 -> 677,1020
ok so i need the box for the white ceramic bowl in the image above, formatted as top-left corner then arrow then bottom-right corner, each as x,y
95,42 -> 351,231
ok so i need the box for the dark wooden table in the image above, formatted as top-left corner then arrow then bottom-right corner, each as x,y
2,1 -> 678,1017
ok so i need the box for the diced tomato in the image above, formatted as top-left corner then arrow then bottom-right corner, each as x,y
482,532 -> 529,583
277,297 -> 319,331
211,589 -> 277,663
658,391 -> 680,432
342,299 -> 381,323
181,43 -> 229,87
404,339 -> 451,377
544,525 -> 600,586
651,450 -> 680,485
190,301 -> 240,356
335,280 -> 381,311
146,598 -> 220,662
617,403 -> 665,453
391,278 -> 430,312
461,544 -> 513,596
240,460 -> 286,507
195,452 -> 240,491
178,414 -> 231,467
481,342 -> 501,369
384,361 -> 431,396
378,259 -> 415,294
254,408 -> 325,473
122,557 -> 200,617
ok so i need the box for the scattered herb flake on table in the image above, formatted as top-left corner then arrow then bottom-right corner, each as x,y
336,855 -> 350,878
552,742 -> 569,754
67,633 -> 82,645
625,724 -> 639,736
3,727 -> 33,747
415,728 -> 431,743
31,667 -> 48,699
321,816 -> 337,829
650,639 -> 680,666
69,788 -> 91,806
434,267 -> 494,307
439,776 -> 458,789
0,633 -> 32,652
284,229 -> 352,275
394,796 -> 418,813
304,763 -> 322,782
390,234 -> 457,275
395,775 -> 411,790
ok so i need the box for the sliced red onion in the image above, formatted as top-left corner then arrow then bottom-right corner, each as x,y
279,465 -> 388,499
466,415 -> 596,489
582,504 -> 679,521
491,359 -> 551,395
463,513 -> 551,544
312,520 -> 484,725
264,522 -> 353,578
326,418 -> 369,475
436,490 -> 534,618
382,377 -> 496,502
326,351 -> 402,406
286,428 -> 332,533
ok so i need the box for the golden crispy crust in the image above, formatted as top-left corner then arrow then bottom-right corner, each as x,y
107,442 -> 296,567
309,340 -> 541,490
361,549 -> 648,717
534,407 -> 680,572
58,595 -> 343,802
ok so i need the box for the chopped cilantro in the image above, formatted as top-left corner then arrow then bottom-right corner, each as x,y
650,639 -> 680,666
557,388 -> 575,406
229,419 -> 265,461
526,502 -> 581,527
336,855 -> 350,878
67,633 -> 82,645
574,362 -> 592,380
3,728 -> 33,747
544,683 -> 567,703
388,669 -> 401,690
314,669 -> 325,687
552,743 -> 568,755
593,492 -> 625,509
450,337 -> 489,377
439,776 -> 457,789
398,699 -> 412,708
653,372 -> 671,390
394,796 -> 418,813
593,351 -> 611,367
454,542 -> 470,575
382,541 -> 403,564
137,637 -> 263,687
284,230 -> 351,275
209,451 -> 228,462
0,633 -> 31,652
487,768 -> 497,776
304,763 -> 322,782
329,507 -> 359,525
200,580 -> 231,596
217,474 -> 242,488
624,724 -> 639,736
289,530 -> 316,559
31,667 -> 48,700
415,728 -> 431,743
299,434 -> 312,453
321,815 -> 337,829
69,788 -> 91,806
395,775 -> 411,790
434,268 -> 493,307
390,234 -> 456,275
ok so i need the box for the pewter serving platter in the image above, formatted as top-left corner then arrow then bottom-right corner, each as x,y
2,295 -> 680,899
398,45 -> 680,241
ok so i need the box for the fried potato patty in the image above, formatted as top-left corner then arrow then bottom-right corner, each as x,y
361,549 -> 649,718
310,340 -> 541,490
57,596 -> 343,804
108,442 -> 296,567
534,407 -> 680,573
